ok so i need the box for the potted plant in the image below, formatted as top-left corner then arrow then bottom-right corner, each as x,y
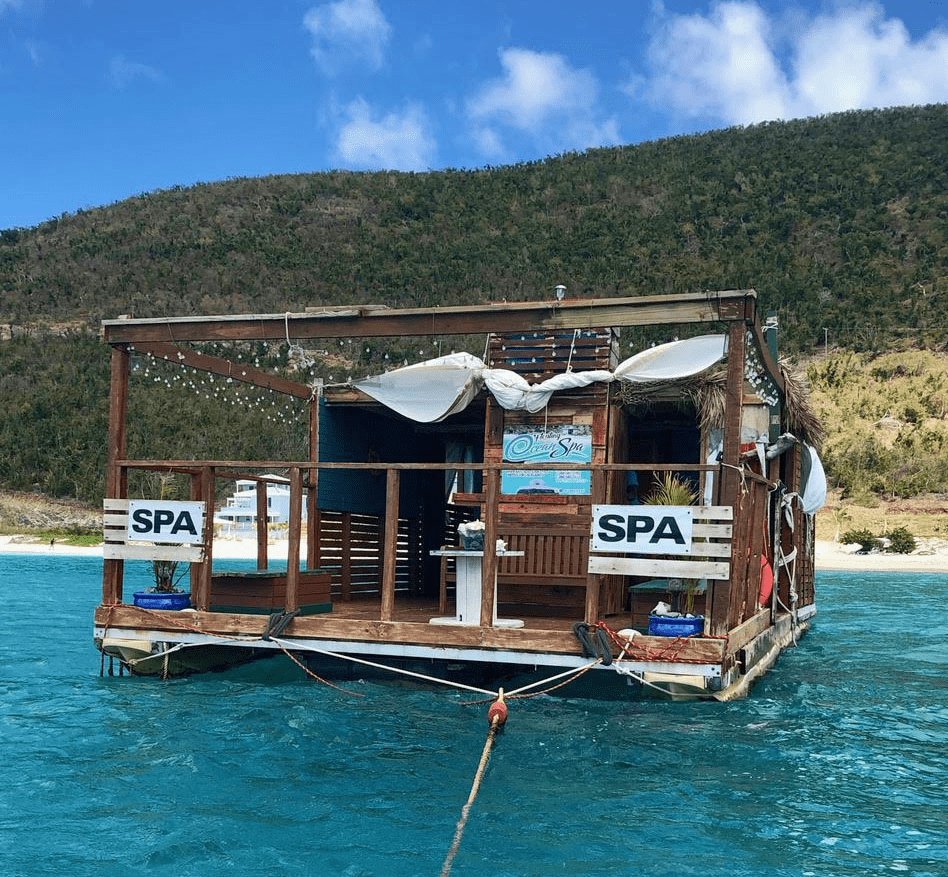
457,519 -> 485,551
643,473 -> 705,637
132,475 -> 192,610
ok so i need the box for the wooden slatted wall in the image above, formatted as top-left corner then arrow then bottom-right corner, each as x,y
483,328 -> 625,618
315,510 -> 420,600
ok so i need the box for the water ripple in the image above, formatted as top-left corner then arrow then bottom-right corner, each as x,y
1,558 -> 946,876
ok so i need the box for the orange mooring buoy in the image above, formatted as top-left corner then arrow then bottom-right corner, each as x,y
486,688 -> 508,728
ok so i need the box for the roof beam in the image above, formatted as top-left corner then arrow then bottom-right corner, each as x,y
133,341 -> 313,399
103,290 -> 757,344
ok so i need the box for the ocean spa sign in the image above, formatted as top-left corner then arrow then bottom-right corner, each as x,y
591,505 -> 694,555
127,500 -> 205,544
501,425 -> 592,495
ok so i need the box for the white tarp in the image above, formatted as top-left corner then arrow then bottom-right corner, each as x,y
353,352 -> 483,423
613,335 -> 728,383
351,334 -> 728,421
483,367 -> 615,412
800,444 -> 827,515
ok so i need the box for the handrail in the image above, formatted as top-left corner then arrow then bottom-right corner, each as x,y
116,459 -> 722,472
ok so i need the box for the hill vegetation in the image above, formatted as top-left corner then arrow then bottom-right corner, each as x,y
0,105 -> 946,506
808,350 -> 948,500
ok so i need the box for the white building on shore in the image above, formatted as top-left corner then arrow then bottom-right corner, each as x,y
213,476 -> 306,536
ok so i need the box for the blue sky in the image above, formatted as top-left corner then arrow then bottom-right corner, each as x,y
2,0 -> 946,229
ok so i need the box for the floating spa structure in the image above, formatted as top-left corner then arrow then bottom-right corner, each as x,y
94,291 -> 825,699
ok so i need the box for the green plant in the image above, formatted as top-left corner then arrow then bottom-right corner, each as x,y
644,472 -> 699,506
151,558 -> 187,593
840,528 -> 882,553
645,475 -> 701,615
884,526 -> 917,554
149,473 -> 187,594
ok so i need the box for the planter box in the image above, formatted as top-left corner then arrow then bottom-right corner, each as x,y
210,569 -> 331,615
648,614 -> 705,638
133,591 -> 191,611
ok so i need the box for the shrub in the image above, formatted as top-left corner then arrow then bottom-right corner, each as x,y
841,528 -> 881,553
885,527 -> 917,554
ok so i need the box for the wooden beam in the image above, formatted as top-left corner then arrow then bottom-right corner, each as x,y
102,291 -> 757,344
306,396 -> 319,569
480,468 -> 500,627
584,468 -> 607,623
726,607 -> 773,656
285,467 -> 303,613
93,604 -> 728,663
103,345 -> 130,605
588,555 -> 731,580
116,459 -> 722,472
132,340 -> 313,399
708,321 -> 747,636
190,472 -> 202,600
103,544 -> 204,562
256,479 -> 269,570
380,470 -> 399,621
194,467 -> 215,612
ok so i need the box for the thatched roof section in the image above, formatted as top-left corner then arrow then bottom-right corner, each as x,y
779,357 -> 824,448
614,359 -> 823,448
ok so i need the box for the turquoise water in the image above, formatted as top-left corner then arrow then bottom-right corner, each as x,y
1,554 -> 946,877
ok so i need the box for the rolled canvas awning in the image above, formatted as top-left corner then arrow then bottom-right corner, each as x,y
354,353 -> 483,423
353,335 -> 729,422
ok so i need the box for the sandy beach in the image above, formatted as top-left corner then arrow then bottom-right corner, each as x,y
0,534 -> 289,561
3,534 -> 947,573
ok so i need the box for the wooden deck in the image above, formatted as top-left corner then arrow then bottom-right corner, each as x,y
94,596 -> 732,666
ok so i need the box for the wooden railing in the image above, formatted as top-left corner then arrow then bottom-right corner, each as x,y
104,459 -> 743,630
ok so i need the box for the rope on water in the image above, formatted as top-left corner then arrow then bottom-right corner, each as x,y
269,636 -> 497,697
272,639 -> 366,697
440,691 -> 508,877
461,659 -> 602,706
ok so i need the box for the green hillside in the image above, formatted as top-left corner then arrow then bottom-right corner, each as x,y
0,105 -> 946,504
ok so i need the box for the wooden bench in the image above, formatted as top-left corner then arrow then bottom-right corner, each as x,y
439,528 -> 590,618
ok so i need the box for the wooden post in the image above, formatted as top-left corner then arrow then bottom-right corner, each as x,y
709,321 -> 747,636
286,467 -> 303,613
306,396 -> 320,570
479,468 -> 499,627
102,345 -> 130,605
190,472 -> 202,599
255,479 -> 269,571
584,468 -> 606,623
194,466 -> 215,612
380,469 -> 399,621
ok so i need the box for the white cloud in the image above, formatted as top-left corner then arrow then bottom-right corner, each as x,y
467,47 -> 620,157
641,1 -> 948,125
109,55 -> 162,89
793,5 -> 948,112
0,0 -> 24,13
334,98 -> 436,170
303,0 -> 391,74
25,39 -> 42,66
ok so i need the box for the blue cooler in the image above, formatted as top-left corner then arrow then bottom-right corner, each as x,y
648,614 -> 704,637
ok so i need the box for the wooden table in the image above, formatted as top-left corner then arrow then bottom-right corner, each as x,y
428,549 -> 525,628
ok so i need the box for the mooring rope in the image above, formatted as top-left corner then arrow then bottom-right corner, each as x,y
269,637 -> 499,697
272,639 -> 366,697
440,691 -> 508,877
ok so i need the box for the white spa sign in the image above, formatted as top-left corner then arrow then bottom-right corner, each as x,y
126,500 -> 205,544
591,505 -> 694,556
